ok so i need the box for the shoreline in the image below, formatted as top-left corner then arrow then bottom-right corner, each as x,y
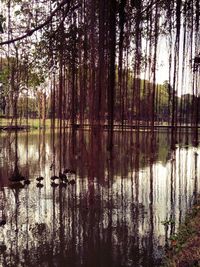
163,196 -> 200,266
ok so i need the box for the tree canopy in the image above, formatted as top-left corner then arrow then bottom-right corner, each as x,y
0,0 -> 199,137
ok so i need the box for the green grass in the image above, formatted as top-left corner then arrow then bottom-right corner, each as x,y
0,118 -> 57,129
163,197 -> 200,266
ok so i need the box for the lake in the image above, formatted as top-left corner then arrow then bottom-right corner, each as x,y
0,128 -> 199,266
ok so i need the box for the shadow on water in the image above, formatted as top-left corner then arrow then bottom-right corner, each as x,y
0,128 -> 199,266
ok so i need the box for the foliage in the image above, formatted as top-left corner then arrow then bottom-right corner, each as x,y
0,0 -> 199,126
163,199 -> 200,266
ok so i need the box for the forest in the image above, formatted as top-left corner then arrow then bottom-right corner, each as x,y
0,1 -> 200,266
0,0 -> 199,133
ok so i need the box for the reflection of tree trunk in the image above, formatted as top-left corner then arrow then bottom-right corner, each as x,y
42,92 -> 46,129
59,187 -> 64,264
193,151 -> 198,204
149,140 -> 154,265
14,190 -> 20,264
170,152 -> 176,236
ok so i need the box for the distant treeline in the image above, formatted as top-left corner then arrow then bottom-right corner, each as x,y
0,0 -> 199,133
0,72 -> 198,124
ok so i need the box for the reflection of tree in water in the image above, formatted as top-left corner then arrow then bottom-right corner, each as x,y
0,130 -> 199,266
0,129 -> 196,185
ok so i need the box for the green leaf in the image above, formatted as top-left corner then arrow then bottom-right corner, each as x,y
14,10 -> 21,16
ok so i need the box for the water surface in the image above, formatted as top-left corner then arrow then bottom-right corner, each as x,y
0,129 -> 199,266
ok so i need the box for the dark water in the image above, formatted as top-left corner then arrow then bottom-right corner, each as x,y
0,129 -> 199,267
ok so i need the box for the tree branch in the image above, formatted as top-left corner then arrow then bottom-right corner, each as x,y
0,0 -> 76,46
141,0 -> 164,15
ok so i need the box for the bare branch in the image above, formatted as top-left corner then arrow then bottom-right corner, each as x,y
141,0 -> 165,15
0,0 -> 77,46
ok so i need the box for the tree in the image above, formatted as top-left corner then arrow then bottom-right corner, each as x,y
0,0 -> 199,140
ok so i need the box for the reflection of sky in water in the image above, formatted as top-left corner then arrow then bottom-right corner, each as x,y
0,130 -> 199,266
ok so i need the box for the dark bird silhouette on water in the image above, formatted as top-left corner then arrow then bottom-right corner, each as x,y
59,172 -> 67,181
36,177 -> 44,182
10,166 -> 25,182
51,175 -> 59,181
36,183 -> 44,188
9,182 -> 24,189
0,220 -> 6,227
51,182 -> 59,188
24,179 -> 30,185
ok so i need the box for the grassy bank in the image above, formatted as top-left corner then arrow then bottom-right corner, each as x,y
164,196 -> 200,267
0,118 -> 58,129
